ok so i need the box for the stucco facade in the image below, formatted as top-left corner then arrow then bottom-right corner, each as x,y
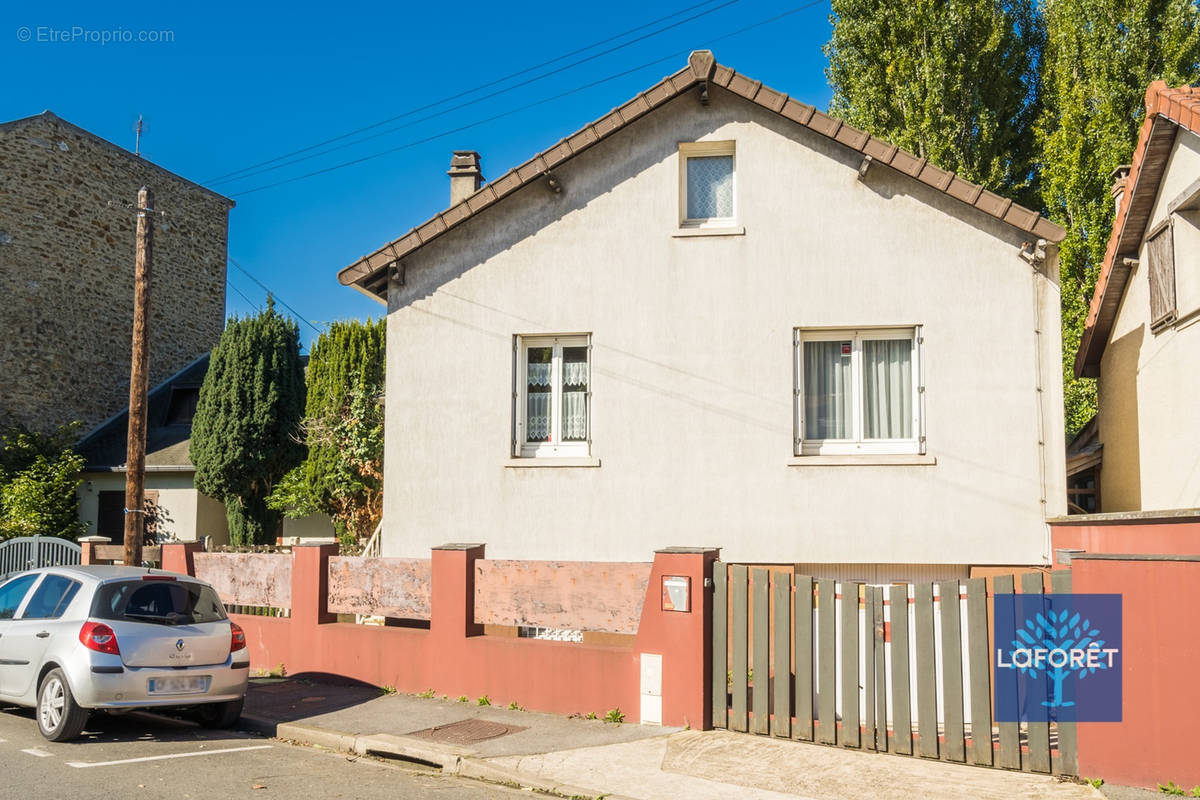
0,112 -> 232,434
359,78 -> 1065,567
1097,129 -> 1200,511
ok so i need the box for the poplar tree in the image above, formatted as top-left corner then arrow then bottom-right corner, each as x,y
191,298 -> 306,545
825,0 -> 1043,202
1037,0 -> 1200,436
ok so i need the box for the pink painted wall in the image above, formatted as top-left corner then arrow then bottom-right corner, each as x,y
327,556 -> 431,619
193,552 -> 292,609
474,559 -> 652,634
1051,518 -> 1200,561
164,543 -> 718,728
1074,556 -> 1200,789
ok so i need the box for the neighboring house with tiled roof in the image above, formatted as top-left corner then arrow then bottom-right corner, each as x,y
341,51 -> 1067,578
1073,82 -> 1200,513
75,354 -> 334,547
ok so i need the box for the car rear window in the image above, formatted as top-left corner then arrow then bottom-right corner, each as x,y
90,580 -> 227,625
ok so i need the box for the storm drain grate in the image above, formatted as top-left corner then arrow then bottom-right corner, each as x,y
406,718 -> 527,745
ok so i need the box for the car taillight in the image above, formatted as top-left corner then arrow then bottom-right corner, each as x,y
230,621 -> 246,653
79,621 -> 120,655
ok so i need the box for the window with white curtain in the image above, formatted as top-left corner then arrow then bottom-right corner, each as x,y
794,328 -> 923,455
679,141 -> 735,227
514,334 -> 590,457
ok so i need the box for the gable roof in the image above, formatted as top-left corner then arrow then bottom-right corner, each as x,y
1075,82 -> 1200,377
76,354 -> 210,471
339,50 -> 1064,298
0,111 -> 235,208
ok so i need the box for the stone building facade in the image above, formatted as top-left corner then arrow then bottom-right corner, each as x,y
0,111 -> 233,435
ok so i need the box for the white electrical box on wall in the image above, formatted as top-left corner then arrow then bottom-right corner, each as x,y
640,652 -> 663,725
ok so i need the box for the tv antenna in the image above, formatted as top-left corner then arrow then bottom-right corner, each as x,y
133,115 -> 147,156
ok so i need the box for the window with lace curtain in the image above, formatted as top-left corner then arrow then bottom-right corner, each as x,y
514,334 -> 590,457
794,327 -> 924,456
679,141 -> 735,228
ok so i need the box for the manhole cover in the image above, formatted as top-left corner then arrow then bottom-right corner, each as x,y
407,718 -> 527,745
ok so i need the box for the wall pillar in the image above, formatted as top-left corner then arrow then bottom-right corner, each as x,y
431,543 -> 486,642
633,546 -> 720,730
78,536 -> 111,565
291,543 -> 338,628
160,540 -> 203,576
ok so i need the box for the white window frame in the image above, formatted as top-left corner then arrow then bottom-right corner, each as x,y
793,326 -> 924,456
679,140 -> 737,229
513,334 -> 591,458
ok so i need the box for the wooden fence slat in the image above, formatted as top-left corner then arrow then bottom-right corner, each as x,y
752,568 -> 771,735
712,562 -> 728,729
873,585 -> 888,752
890,583 -> 912,755
966,577 -> 993,766
841,581 -> 861,748
939,580 -> 966,763
731,565 -> 749,732
773,573 -> 792,738
914,582 -> 939,759
1051,570 -> 1077,777
817,579 -> 837,744
1022,571 -> 1052,774
994,574 -> 1021,769
794,575 -> 814,741
864,586 -> 877,752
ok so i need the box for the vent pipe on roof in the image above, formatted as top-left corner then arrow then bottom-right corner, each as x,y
1111,164 -> 1132,217
448,151 -> 484,205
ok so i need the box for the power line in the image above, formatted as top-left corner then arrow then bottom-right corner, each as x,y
227,256 -> 325,335
209,0 -> 738,188
229,0 -> 825,199
225,277 -> 259,310
205,0 -> 730,186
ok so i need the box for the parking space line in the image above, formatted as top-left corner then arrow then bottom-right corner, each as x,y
66,744 -> 272,768
22,748 -> 52,757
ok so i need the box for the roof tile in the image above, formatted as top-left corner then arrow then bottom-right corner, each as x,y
756,84 -> 788,112
889,149 -> 925,177
711,64 -> 735,87
946,175 -> 982,204
973,189 -> 1011,218
861,136 -> 897,162
806,109 -> 841,139
917,163 -> 954,191
834,122 -> 869,151
780,98 -> 815,125
727,73 -> 762,100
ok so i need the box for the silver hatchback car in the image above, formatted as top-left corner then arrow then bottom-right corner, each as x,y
0,565 -> 249,741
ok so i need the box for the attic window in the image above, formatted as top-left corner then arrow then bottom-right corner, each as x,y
679,141 -> 735,228
1147,220 -> 1176,331
164,387 -> 200,426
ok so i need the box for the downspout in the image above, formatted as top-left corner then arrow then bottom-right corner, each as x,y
1021,239 -> 1052,565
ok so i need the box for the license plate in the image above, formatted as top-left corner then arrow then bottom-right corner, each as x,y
148,676 -> 209,695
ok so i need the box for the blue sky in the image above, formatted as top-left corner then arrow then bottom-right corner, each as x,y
2,0 -> 834,349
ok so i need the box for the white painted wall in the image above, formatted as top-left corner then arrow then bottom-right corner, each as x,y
78,471 -> 211,543
1099,129 -> 1200,510
379,88 -> 1065,565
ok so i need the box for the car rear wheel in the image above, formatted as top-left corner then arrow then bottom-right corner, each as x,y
37,669 -> 89,742
194,697 -> 244,729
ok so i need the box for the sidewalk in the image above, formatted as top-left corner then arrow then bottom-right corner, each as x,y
241,677 -> 1102,800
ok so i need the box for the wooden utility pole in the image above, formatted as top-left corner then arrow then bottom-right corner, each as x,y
123,186 -> 153,567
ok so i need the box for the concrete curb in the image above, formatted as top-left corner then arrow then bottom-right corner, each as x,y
239,716 -> 635,800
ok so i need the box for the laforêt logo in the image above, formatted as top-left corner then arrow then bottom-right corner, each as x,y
994,593 -> 1122,723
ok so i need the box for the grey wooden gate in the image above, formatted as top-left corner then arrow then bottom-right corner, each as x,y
0,535 -> 82,580
711,564 -> 1077,775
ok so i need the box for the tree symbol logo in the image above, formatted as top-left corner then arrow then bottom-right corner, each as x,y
1007,608 -> 1113,708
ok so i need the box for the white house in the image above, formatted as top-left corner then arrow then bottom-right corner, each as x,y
338,51 -> 1066,580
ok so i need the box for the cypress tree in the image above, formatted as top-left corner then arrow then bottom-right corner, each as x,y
825,0 -> 1043,202
1037,0 -> 1200,436
191,298 -> 306,545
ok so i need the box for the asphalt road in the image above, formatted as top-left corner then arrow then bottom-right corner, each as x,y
0,704 -> 533,800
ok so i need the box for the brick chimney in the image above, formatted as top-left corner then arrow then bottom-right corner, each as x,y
1111,164 -> 1132,217
448,151 -> 483,205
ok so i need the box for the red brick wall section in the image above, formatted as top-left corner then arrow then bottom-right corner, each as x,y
163,542 -> 719,727
1073,556 -> 1200,789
